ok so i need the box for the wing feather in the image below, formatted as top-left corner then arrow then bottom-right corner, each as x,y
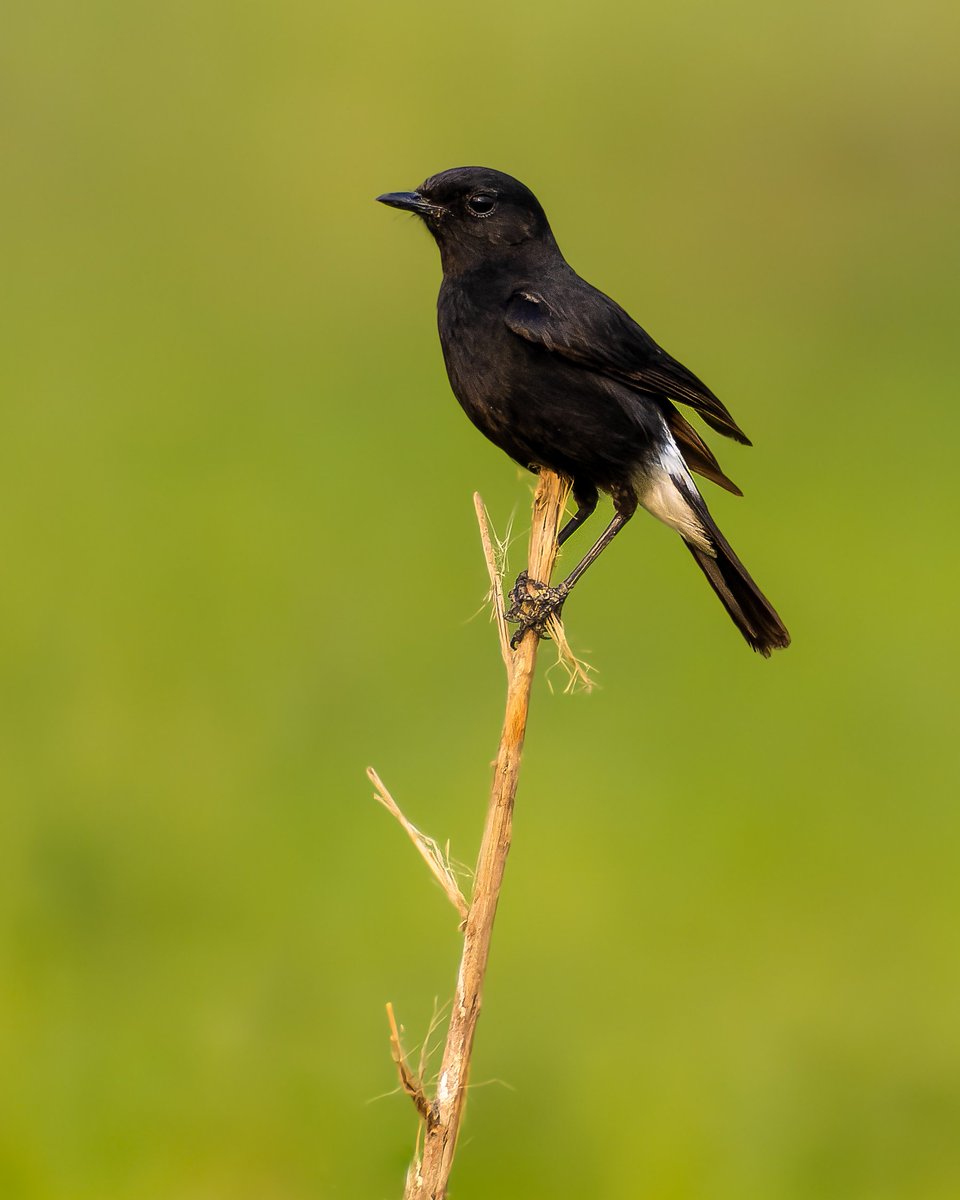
505,287 -> 751,445
664,404 -> 742,495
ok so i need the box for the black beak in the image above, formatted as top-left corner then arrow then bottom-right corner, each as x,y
376,191 -> 439,217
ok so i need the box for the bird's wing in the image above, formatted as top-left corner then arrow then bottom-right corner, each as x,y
663,403 -> 742,496
504,286 -> 751,446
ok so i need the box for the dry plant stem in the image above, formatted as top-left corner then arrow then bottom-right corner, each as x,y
387,1002 -> 430,1121
404,470 -> 571,1200
475,488 -> 594,695
369,767 -> 469,922
472,492 -> 511,673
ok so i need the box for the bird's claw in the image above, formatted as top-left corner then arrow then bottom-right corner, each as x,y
506,571 -> 569,649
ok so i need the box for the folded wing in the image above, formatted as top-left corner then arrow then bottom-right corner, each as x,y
504,286 -> 752,447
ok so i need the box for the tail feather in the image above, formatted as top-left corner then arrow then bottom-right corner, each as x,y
637,425 -> 790,655
684,537 -> 790,656
673,476 -> 790,656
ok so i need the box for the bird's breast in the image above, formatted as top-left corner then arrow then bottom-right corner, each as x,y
437,283 -> 520,432
435,276 -> 658,487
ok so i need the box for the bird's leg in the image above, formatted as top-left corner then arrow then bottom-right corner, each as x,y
507,493 -> 635,647
554,504 -> 634,593
556,483 -> 599,547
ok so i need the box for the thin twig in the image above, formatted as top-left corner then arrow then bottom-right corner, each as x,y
473,492 -> 511,673
369,767 -> 469,922
386,1003 -> 431,1121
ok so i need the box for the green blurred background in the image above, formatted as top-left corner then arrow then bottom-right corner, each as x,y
2,1 -> 959,1196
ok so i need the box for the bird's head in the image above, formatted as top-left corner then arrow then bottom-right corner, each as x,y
377,166 -> 556,274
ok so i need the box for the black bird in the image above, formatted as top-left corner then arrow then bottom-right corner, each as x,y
377,167 -> 789,655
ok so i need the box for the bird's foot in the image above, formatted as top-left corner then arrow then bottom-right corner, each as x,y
506,571 -> 570,649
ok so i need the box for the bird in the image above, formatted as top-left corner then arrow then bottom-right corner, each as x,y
376,167 -> 789,655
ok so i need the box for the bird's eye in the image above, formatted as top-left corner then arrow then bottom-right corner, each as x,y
466,193 -> 497,217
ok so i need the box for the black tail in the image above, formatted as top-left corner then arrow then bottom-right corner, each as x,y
677,483 -> 790,656
685,538 -> 789,656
